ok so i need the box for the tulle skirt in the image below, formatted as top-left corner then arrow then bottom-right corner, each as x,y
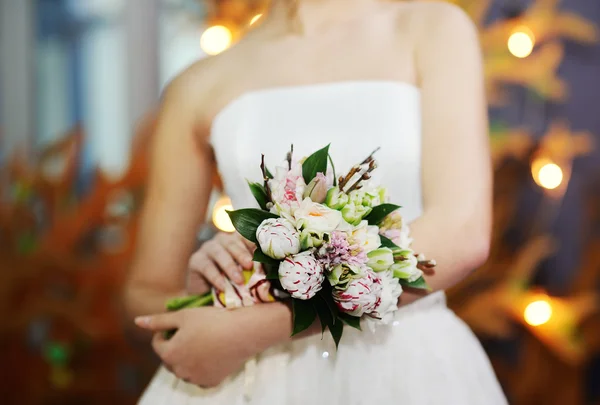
138,292 -> 507,405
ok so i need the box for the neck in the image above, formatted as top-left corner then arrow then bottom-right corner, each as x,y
266,0 -> 378,33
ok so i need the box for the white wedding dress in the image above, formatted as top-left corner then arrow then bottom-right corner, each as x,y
139,81 -> 508,404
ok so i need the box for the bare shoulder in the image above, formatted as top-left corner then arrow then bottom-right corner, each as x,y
389,1 -> 482,78
160,44 -> 248,127
400,1 -> 479,48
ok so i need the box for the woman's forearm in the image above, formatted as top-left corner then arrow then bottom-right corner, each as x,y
238,302 -> 323,357
235,210 -> 491,355
405,208 -> 490,294
124,285 -> 181,319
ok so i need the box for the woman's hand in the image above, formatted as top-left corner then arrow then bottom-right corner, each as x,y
187,232 -> 255,294
136,307 -> 248,387
135,304 -> 295,387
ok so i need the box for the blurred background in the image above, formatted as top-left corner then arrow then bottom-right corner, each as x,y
0,0 -> 599,404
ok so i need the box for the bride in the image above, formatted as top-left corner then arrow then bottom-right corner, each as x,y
124,0 -> 508,403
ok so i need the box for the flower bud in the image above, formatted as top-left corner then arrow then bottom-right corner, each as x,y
303,173 -> 330,203
256,218 -> 301,259
333,271 -> 382,317
279,251 -> 324,300
367,248 -> 394,272
300,229 -> 327,250
325,188 -> 349,210
328,263 -> 366,290
390,253 -> 423,282
341,203 -> 372,226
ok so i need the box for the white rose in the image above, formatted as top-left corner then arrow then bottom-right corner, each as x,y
278,251 -> 324,300
370,270 -> 402,323
349,220 -> 381,254
332,271 -> 382,317
294,198 -> 343,233
256,218 -> 301,259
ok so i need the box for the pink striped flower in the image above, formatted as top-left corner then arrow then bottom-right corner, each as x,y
332,270 -> 382,317
268,161 -> 306,217
256,218 -> 301,260
278,251 -> 324,300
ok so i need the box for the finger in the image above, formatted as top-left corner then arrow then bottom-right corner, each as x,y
186,270 -> 211,295
257,281 -> 273,303
197,261 -> 227,291
189,250 -> 227,291
152,332 -> 171,361
228,239 -> 254,268
135,312 -> 181,332
239,235 -> 256,252
207,244 -> 244,285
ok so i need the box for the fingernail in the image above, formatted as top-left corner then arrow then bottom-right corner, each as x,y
135,316 -> 151,326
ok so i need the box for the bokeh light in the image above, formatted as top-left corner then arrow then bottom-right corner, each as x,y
524,299 -> 553,326
212,195 -> 235,232
508,26 -> 535,58
250,14 -> 263,25
200,25 -> 232,55
532,158 -> 564,190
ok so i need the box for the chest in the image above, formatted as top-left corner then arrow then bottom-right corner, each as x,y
250,29 -> 414,86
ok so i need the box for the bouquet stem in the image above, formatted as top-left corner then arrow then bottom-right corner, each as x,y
163,292 -> 214,338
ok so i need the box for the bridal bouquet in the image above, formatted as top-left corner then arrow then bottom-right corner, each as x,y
166,145 -> 435,347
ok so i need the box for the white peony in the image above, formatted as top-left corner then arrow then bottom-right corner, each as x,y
256,218 -> 301,259
278,251 -> 324,300
332,270 -> 382,317
349,220 -> 381,254
294,198 -> 344,233
370,270 -> 402,323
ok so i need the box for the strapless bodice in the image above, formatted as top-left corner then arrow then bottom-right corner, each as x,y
210,81 -> 423,222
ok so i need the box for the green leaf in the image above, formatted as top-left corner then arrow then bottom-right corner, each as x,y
313,291 -> 344,348
302,144 -> 330,184
328,154 -> 337,187
314,290 -> 339,330
265,167 -> 274,179
291,299 -> 317,336
252,249 -> 280,266
313,297 -> 331,333
400,276 -> 430,291
379,235 -> 400,249
339,313 -> 362,331
318,289 -> 338,321
227,209 -> 279,243
329,315 -> 344,349
261,262 -> 280,280
247,181 -> 269,210
365,204 -> 401,226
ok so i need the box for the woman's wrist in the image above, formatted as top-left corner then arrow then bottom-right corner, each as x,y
236,300 -> 325,358
235,302 -> 298,357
